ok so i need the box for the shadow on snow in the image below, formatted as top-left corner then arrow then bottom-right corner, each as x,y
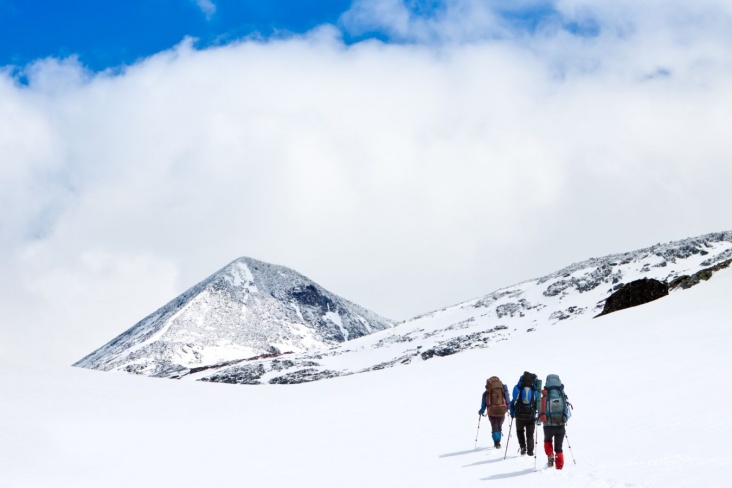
481,468 -> 535,480
438,447 -> 489,458
463,457 -> 508,467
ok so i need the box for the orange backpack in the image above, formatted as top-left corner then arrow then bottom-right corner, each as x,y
486,376 -> 508,416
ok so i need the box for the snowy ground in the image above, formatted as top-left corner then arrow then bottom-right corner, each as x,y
2,268 -> 731,487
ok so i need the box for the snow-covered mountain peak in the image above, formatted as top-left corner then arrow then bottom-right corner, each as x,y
73,256 -> 394,377
74,231 -> 732,385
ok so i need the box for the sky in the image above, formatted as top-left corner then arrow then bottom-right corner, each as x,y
0,1 -> 353,71
2,0 -> 732,366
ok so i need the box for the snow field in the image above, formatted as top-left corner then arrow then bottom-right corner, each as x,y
1,268 -> 730,487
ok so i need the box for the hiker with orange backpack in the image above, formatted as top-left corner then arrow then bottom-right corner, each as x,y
478,376 -> 511,448
538,374 -> 572,469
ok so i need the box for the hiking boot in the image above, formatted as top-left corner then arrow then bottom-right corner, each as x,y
547,455 -> 555,468
527,450 -> 534,456
520,447 -> 527,456
555,452 -> 564,470
494,441 -> 501,449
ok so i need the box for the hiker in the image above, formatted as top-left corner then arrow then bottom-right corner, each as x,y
509,371 -> 539,456
478,376 -> 511,448
538,374 -> 572,470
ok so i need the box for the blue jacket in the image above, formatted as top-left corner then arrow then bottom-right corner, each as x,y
479,384 -> 510,416
508,376 -> 538,419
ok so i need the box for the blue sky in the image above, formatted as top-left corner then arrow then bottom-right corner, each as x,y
0,0 -> 590,71
0,0 -> 353,70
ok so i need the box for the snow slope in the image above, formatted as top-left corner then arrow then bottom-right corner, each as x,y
2,258 -> 731,487
191,231 -> 732,385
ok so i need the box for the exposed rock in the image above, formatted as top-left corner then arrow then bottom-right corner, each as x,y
495,299 -> 543,318
549,306 -> 586,322
669,259 -> 732,290
701,249 -> 732,267
200,363 -> 267,385
596,278 -> 668,317
543,264 -> 619,297
268,368 -> 342,384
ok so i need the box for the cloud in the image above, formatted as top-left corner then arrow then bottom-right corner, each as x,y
341,0 -> 732,46
340,0 -> 507,42
193,0 -> 216,19
2,2 -> 732,365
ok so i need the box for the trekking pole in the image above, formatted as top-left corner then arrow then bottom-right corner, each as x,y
503,416 -> 514,460
565,428 -> 577,465
474,415 -> 482,449
533,423 -> 539,471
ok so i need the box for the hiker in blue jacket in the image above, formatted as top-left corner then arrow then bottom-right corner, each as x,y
479,376 -> 511,448
509,371 -> 539,456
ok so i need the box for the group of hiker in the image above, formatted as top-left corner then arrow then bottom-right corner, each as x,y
478,371 -> 572,470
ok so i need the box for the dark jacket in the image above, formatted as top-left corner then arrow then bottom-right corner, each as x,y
508,377 -> 538,420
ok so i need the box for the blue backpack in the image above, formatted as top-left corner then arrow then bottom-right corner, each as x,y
540,374 -> 571,425
514,371 -> 538,421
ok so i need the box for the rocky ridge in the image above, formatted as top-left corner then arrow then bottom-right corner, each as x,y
186,231 -> 732,385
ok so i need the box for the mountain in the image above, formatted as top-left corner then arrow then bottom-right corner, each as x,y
73,257 -> 395,377
189,230 -> 732,385
74,230 -> 732,383
7,232 -> 732,487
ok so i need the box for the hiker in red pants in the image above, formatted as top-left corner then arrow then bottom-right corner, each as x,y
538,374 -> 572,469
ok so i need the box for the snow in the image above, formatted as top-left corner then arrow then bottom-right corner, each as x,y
74,255 -> 394,375
324,310 -> 348,340
2,265 -> 731,486
202,232 -> 732,385
223,259 -> 256,290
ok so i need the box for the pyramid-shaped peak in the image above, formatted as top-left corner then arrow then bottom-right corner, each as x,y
74,256 -> 394,378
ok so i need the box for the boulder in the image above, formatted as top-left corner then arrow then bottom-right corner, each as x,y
596,278 -> 668,317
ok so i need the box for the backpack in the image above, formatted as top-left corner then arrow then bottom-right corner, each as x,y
486,376 -> 508,416
514,371 -> 537,421
539,374 -> 571,425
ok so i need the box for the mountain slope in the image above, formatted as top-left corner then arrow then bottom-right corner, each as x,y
3,246 -> 732,487
195,230 -> 732,384
73,257 -> 394,376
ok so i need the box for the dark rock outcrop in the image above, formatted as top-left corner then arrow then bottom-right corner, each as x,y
669,259 -> 732,290
596,278 -> 669,317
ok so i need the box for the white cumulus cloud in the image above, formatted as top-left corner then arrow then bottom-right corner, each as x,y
2,2 -> 732,365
